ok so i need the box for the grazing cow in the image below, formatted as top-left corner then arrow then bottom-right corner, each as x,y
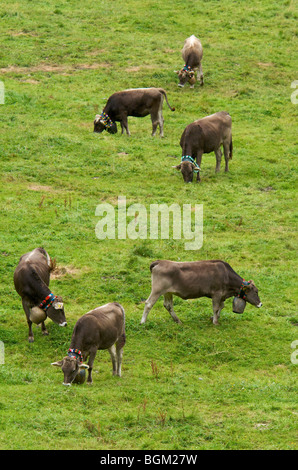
13,248 -> 67,342
175,35 -> 204,88
93,87 -> 175,137
173,111 -> 233,182
51,302 -> 126,385
140,260 -> 262,325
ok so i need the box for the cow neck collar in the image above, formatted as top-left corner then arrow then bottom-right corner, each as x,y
99,111 -> 114,129
68,348 -> 83,363
38,292 -> 57,311
181,155 -> 201,173
237,279 -> 251,300
182,64 -> 194,74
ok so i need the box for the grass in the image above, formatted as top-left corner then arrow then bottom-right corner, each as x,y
0,0 -> 297,450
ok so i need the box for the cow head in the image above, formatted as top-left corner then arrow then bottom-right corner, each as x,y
175,66 -> 195,87
46,296 -> 67,327
94,113 -> 117,134
173,157 -> 200,183
239,280 -> 262,308
52,355 -> 89,386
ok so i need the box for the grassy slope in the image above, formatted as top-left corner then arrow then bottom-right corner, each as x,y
0,0 -> 297,450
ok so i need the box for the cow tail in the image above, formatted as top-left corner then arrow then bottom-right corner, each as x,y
229,139 -> 233,160
159,89 -> 175,112
118,304 -> 126,349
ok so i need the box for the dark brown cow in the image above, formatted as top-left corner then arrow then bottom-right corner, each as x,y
140,260 -> 262,325
51,302 -> 126,385
93,87 -> 175,137
13,248 -> 67,342
174,111 -> 233,182
175,35 -> 204,88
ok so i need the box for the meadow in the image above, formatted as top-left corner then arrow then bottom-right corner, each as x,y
0,0 -> 297,450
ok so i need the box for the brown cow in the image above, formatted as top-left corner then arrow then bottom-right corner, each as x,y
175,35 -> 204,88
51,302 -> 126,385
13,248 -> 67,342
174,111 -> 233,182
140,260 -> 262,325
93,87 -> 175,137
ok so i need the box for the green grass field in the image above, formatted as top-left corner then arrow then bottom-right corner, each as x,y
0,0 -> 297,450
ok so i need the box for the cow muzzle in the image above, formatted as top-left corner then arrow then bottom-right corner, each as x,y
59,322 -> 67,327
257,302 -> 262,308
63,382 -> 71,386
178,83 -> 184,88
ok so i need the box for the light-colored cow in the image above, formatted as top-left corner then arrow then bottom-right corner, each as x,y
175,35 -> 204,88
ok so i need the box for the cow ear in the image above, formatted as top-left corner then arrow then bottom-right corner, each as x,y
51,360 -> 63,367
79,363 -> 89,369
172,164 -> 181,170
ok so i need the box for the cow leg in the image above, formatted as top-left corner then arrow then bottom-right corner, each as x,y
211,297 -> 224,325
163,293 -> 181,324
158,111 -> 164,137
86,348 -> 97,384
120,116 -> 130,136
108,344 -> 117,376
198,63 -> 204,86
196,150 -> 203,182
151,111 -> 161,137
41,321 -> 48,336
22,299 -> 34,342
115,341 -> 124,377
215,148 -> 222,172
223,142 -> 230,172
140,291 -> 161,324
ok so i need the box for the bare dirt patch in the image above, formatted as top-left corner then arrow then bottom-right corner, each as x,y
51,265 -> 84,279
0,62 -> 111,74
28,184 -> 54,192
125,65 -> 156,73
257,62 -> 274,67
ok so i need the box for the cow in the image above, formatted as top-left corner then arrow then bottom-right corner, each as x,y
140,260 -> 262,325
93,87 -> 175,137
51,302 -> 126,385
173,111 -> 233,183
175,35 -> 204,88
13,247 -> 67,342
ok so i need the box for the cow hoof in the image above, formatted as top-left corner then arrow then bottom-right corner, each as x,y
28,337 -> 34,343
42,330 -> 49,336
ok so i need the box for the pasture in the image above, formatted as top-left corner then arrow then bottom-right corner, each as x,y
0,0 -> 297,450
